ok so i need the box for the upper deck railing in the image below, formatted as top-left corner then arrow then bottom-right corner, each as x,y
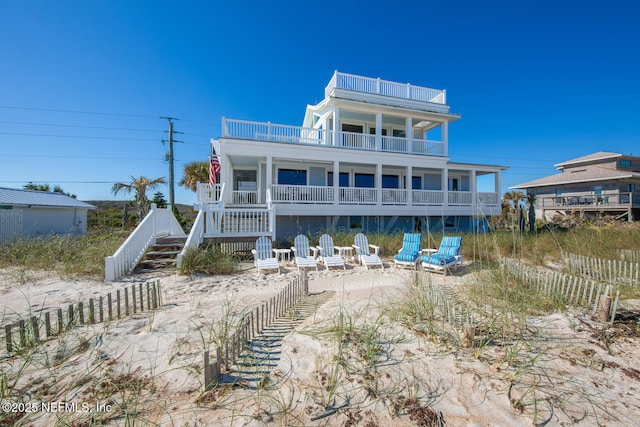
325,71 -> 446,105
222,119 -> 445,156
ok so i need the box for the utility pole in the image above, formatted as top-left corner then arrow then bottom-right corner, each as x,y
160,117 -> 181,212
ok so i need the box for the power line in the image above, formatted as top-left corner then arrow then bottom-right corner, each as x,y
0,105 -> 158,119
0,120 -> 161,133
0,132 -> 158,141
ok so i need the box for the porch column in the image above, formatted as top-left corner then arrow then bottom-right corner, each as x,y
442,168 -> 449,208
442,121 -> 448,157
266,155 -> 273,203
407,165 -> 413,206
375,113 -> 382,151
333,159 -> 339,205
470,169 -> 477,210
406,116 -> 413,153
334,108 -> 340,147
496,170 -> 502,207
376,163 -> 382,206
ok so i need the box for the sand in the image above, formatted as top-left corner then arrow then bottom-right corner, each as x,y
1,260 -> 639,426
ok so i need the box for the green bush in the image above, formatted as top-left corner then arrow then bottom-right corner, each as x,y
178,245 -> 237,275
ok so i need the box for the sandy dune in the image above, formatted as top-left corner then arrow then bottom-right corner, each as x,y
1,260 -> 639,426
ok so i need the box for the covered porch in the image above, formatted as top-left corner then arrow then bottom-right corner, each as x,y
196,156 -> 501,213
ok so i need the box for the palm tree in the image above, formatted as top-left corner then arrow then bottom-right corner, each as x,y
24,182 -> 51,192
179,161 -> 209,192
502,191 -> 526,229
112,176 -> 167,222
23,182 -> 77,198
526,192 -> 537,232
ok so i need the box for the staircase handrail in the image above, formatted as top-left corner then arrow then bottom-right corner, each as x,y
104,204 -> 183,282
176,209 -> 205,269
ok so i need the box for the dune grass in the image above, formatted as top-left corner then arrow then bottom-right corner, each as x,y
178,244 -> 237,276
0,231 -> 128,280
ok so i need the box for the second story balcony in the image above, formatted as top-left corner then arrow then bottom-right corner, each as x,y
222,118 -> 446,157
197,183 -> 499,210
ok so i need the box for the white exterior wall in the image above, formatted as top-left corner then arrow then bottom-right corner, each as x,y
20,207 -> 88,237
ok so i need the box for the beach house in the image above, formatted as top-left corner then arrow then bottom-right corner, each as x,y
511,152 -> 640,221
196,71 -> 507,242
105,71 -> 509,280
0,187 -> 95,244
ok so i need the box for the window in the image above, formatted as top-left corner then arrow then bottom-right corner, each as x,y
342,124 -> 363,133
349,216 -> 362,229
620,160 -> 632,167
355,173 -> 374,188
628,183 -> 636,192
555,188 -> 563,196
234,170 -> 257,191
392,129 -> 406,138
278,169 -> 306,185
368,128 -> 387,135
328,172 -> 349,187
382,175 -> 399,189
594,185 -> 602,195
412,176 -> 422,190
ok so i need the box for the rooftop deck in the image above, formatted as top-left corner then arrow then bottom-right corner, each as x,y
325,71 -> 447,105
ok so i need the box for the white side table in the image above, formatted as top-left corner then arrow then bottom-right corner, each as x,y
272,248 -> 291,264
336,246 -> 354,262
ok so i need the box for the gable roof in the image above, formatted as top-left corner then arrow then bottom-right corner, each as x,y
511,165 -> 640,189
0,187 -> 95,209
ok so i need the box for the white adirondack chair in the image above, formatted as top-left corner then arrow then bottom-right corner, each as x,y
291,234 -> 318,271
317,234 -> 346,270
251,236 -> 280,274
353,233 -> 384,270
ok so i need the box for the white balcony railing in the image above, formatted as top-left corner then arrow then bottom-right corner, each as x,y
326,71 -> 447,105
197,182 -> 223,205
382,189 -> 407,205
196,183 -> 501,210
271,184 -> 334,204
340,187 -> 377,204
232,191 -> 258,204
448,191 -> 473,206
540,192 -> 638,209
412,190 -> 445,205
222,118 -> 446,157
381,136 -> 408,153
204,208 -> 273,237
477,192 -> 499,206
412,139 -> 445,156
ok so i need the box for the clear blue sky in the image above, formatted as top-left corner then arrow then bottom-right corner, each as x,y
2,0 -> 638,204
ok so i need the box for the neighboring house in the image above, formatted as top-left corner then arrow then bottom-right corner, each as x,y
511,152 -> 640,221
195,71 -> 508,242
0,187 -> 95,243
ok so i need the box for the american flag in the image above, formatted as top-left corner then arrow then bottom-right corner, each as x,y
209,147 -> 221,187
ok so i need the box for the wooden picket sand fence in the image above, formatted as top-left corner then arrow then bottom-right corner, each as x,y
422,258 -> 622,335
501,258 -> 619,323
618,249 -> 640,264
3,279 -> 162,354
203,271 -> 309,390
564,252 -> 640,286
